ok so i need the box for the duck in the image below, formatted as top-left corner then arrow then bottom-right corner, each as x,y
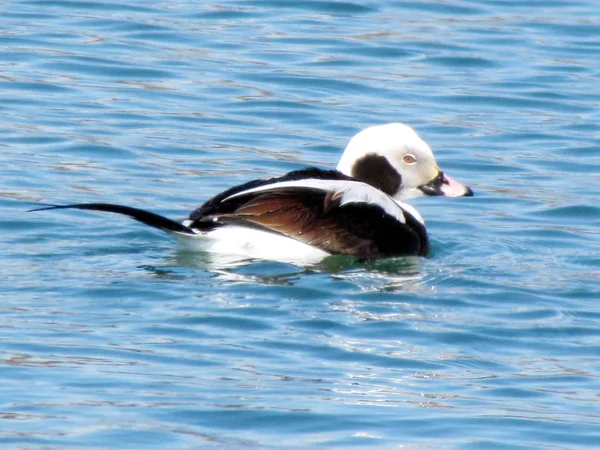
32,123 -> 472,264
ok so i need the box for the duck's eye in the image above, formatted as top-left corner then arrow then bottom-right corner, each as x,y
403,154 -> 417,165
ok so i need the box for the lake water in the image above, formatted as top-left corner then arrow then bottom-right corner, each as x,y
2,0 -> 600,448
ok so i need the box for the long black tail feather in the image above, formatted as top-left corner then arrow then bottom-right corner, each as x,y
29,203 -> 196,235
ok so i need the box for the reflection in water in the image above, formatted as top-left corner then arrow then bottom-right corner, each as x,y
329,256 -> 427,293
148,249 -> 428,291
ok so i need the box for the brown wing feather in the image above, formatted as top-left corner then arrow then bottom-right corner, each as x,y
218,191 -> 376,256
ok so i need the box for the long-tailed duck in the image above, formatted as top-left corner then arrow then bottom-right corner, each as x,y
32,123 -> 472,263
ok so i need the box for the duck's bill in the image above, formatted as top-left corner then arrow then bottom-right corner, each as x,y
419,172 -> 473,197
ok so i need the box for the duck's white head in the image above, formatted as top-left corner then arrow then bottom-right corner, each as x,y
337,123 -> 472,201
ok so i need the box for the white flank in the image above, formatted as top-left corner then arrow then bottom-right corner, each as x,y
175,226 -> 330,266
224,179 -> 410,224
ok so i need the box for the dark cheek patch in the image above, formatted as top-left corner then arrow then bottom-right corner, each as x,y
351,154 -> 401,196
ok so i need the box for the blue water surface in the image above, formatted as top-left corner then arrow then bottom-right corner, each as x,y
2,0 -> 600,448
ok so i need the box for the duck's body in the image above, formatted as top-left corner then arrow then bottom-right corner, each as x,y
33,123 -> 472,263
183,167 -> 429,260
